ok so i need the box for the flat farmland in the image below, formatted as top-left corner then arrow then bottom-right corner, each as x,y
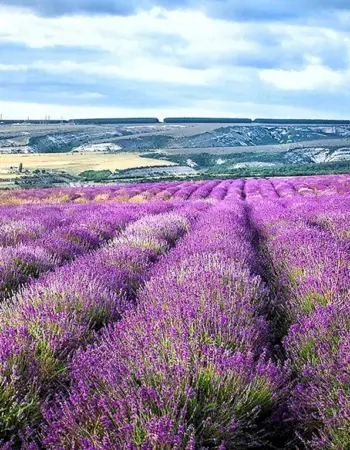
0,152 -> 174,174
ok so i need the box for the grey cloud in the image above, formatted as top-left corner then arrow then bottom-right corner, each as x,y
1,0 -> 350,23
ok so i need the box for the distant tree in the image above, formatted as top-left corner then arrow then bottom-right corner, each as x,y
164,117 -> 252,124
79,170 -> 112,181
71,118 -> 159,125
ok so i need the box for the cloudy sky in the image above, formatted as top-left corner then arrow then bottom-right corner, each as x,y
0,0 -> 349,119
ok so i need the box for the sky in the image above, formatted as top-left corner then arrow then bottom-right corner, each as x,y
0,0 -> 349,119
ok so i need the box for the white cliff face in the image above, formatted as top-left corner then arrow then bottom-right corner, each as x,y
186,159 -> 198,168
233,162 -> 277,168
329,148 -> 350,161
286,148 -> 323,164
73,143 -> 122,153
308,148 -> 330,163
286,147 -> 350,164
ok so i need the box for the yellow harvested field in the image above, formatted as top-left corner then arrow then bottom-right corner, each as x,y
0,153 -> 175,174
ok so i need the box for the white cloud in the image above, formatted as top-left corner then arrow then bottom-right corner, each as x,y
0,63 -> 28,71
0,6 -> 254,56
0,60 -> 222,85
62,92 -> 105,100
0,6 -> 257,86
260,64 -> 349,91
38,60 -> 222,85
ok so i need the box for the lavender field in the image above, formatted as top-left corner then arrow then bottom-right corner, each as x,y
1,174 -> 350,205
0,174 -> 349,449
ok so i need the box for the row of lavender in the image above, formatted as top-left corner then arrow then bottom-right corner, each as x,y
0,203 -> 167,301
40,202 -> 288,449
249,194 -> 350,448
0,201 -> 209,447
1,174 -> 349,204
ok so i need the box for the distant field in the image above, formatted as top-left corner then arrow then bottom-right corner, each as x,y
162,139 -> 350,155
0,153 -> 175,174
0,124 -> 94,133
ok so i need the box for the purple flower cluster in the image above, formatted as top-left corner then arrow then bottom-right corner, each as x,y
43,202 -> 285,449
189,180 -> 220,200
285,304 -> 350,448
250,194 -> 350,448
0,204 -> 103,248
209,180 -> 232,201
0,202 -> 203,447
